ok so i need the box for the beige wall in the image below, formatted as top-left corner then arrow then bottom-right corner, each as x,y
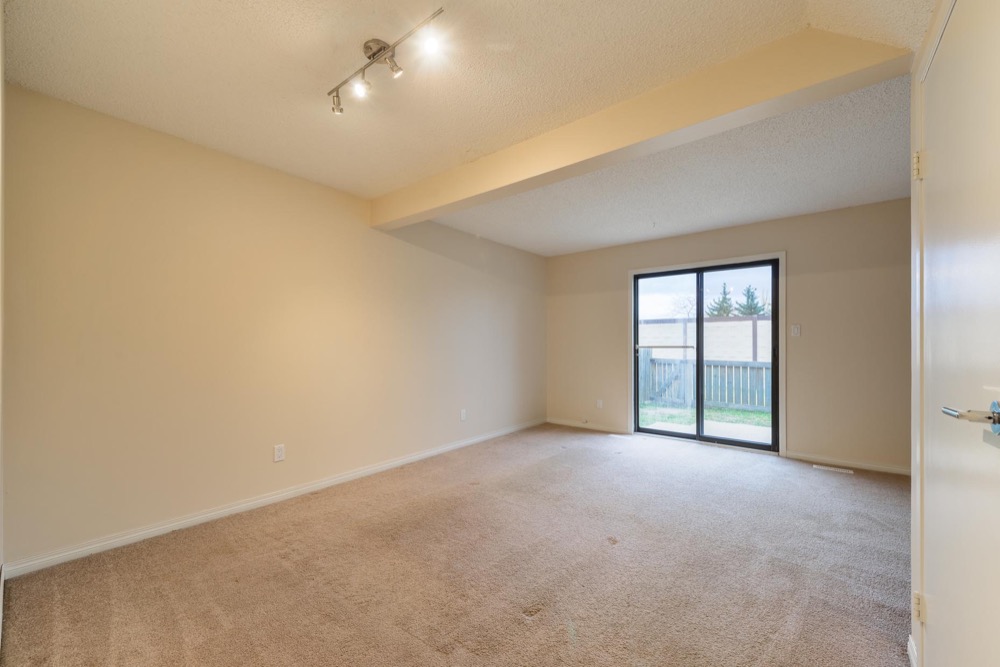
547,199 -> 911,473
2,87 -> 547,564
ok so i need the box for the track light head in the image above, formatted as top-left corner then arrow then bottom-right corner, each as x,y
331,90 -> 343,115
364,39 -> 404,79
352,75 -> 371,99
421,30 -> 442,56
386,54 -> 403,78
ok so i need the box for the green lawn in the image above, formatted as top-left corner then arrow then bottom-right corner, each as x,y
639,403 -> 771,428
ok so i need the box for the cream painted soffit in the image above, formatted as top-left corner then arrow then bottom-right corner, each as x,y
372,28 -> 910,230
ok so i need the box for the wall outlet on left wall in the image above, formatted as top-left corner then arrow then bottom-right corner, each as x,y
273,444 -> 286,462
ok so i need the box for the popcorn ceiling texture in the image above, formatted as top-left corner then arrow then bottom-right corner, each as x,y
436,76 -> 911,256
807,0 -> 936,51
3,0 -> 928,201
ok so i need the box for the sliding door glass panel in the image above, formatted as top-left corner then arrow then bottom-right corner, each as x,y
636,273 -> 697,435
701,265 -> 774,445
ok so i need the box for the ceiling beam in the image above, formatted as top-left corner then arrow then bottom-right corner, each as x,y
371,28 -> 911,230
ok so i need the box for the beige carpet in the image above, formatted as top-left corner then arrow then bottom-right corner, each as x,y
2,425 -> 910,666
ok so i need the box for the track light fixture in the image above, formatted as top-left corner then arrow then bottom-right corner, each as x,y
327,7 -> 444,115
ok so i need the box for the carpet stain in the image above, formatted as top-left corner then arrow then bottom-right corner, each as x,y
607,536 -> 619,545
522,604 -> 543,619
469,482 -> 480,486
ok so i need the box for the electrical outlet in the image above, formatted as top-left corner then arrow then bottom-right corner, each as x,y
273,444 -> 285,462
596,399 -> 603,409
460,408 -> 467,422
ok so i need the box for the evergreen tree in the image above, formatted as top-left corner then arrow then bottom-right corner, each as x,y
736,285 -> 767,316
706,283 -> 734,317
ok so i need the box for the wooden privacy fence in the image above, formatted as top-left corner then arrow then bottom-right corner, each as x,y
637,351 -> 772,412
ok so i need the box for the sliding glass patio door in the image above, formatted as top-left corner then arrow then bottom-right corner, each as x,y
634,260 -> 778,451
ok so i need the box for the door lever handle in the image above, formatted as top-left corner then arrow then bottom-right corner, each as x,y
942,401 -> 1000,425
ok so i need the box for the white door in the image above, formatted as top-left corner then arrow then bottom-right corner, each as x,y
916,0 -> 1000,664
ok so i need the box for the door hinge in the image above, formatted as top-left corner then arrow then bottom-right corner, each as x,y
912,151 -> 925,181
913,592 -> 927,623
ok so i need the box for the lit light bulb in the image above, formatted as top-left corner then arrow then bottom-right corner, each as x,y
421,30 -> 442,56
352,77 -> 371,99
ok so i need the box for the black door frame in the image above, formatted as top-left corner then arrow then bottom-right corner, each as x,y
633,258 -> 779,452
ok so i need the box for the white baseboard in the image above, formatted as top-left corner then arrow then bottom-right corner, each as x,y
785,451 -> 910,476
4,419 -> 545,579
546,418 -> 626,434
908,634 -> 918,667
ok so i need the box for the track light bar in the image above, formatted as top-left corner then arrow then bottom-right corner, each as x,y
327,7 -> 444,115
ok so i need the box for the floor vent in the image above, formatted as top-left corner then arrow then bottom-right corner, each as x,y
813,464 -> 854,474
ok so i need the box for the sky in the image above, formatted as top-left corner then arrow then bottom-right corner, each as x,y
637,265 -> 773,319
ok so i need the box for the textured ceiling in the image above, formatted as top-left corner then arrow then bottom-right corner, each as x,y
805,0 -> 935,53
4,0 -> 932,199
434,76 -> 911,256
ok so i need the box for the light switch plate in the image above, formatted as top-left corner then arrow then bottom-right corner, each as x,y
791,324 -> 802,337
